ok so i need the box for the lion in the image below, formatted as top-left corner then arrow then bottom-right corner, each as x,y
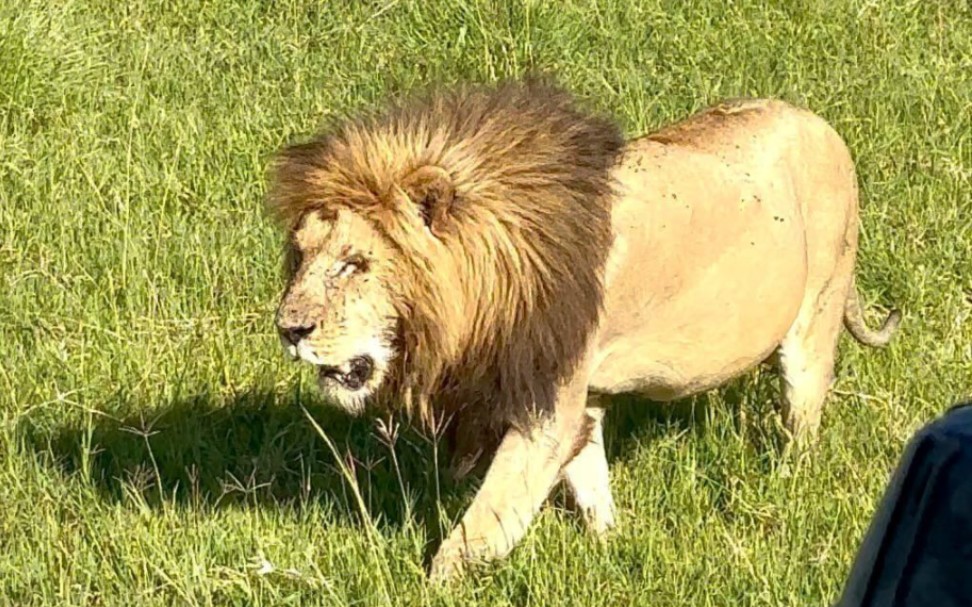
266,77 -> 900,580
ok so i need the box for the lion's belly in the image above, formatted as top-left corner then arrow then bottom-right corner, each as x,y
589,292 -> 795,401
588,139 -> 808,401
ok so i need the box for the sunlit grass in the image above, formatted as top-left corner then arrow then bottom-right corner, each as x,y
1,0 -> 970,605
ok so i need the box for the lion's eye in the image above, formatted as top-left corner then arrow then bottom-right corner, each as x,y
336,255 -> 368,278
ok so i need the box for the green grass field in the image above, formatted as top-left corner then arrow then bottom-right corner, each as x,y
2,0 -> 971,604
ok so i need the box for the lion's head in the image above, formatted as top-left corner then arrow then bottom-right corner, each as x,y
274,208 -> 401,413
267,77 -> 624,425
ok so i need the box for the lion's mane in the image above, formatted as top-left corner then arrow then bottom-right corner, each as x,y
267,76 -> 625,429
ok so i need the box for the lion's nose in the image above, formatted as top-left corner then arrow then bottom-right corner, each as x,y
279,322 -> 316,345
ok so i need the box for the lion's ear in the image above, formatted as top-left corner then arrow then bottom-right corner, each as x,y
401,165 -> 455,236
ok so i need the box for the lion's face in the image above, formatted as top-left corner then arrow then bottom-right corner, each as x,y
275,210 -> 400,414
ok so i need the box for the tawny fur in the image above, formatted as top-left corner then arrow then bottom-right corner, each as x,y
267,80 -> 901,580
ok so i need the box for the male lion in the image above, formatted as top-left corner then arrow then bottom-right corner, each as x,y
267,78 -> 900,580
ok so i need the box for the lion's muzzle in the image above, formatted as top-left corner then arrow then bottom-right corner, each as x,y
318,355 -> 374,391
278,322 -> 314,348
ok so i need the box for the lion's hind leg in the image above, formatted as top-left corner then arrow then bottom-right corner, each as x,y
778,333 -> 837,440
777,262 -> 854,440
563,407 -> 616,535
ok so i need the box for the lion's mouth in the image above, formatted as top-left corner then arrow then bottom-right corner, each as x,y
317,355 -> 375,391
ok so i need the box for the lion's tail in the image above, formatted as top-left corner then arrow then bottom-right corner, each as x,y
843,277 -> 901,348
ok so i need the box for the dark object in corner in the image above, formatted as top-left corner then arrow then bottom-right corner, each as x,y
836,401 -> 972,607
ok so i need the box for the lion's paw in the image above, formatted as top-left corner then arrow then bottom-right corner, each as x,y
428,543 -> 468,583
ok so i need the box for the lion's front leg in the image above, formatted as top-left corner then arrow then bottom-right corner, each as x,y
429,378 -> 589,581
563,407 -> 616,535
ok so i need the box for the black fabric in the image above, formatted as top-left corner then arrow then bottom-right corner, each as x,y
836,401 -> 972,607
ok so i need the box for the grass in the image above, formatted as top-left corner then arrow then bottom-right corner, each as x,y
1,0 -> 971,604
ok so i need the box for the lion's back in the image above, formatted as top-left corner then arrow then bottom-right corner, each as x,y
645,97 -> 837,151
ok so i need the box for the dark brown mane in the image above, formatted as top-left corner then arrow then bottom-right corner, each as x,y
267,76 -> 625,429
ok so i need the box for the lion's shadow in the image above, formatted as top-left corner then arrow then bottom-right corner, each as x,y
21,373 -> 782,534
602,370 -> 785,465
20,388 -> 483,537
